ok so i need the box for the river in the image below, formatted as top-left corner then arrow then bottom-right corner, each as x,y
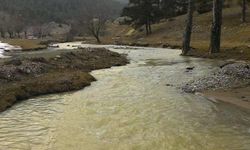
0,45 -> 250,150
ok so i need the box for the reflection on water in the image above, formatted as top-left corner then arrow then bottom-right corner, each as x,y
0,47 -> 250,150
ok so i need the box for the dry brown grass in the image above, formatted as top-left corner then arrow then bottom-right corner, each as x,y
2,39 -> 47,50
103,6 -> 250,60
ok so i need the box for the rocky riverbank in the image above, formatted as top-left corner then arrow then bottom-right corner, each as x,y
182,62 -> 250,93
182,62 -> 250,109
0,48 -> 128,112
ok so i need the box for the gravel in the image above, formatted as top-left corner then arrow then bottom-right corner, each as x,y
0,48 -> 128,83
0,60 -> 50,82
182,63 -> 250,93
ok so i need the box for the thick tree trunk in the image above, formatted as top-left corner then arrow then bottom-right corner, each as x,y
242,0 -> 247,23
210,0 -> 223,53
94,33 -> 101,43
96,36 -> 101,43
182,0 -> 194,55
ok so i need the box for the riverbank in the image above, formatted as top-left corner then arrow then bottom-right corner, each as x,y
203,86 -> 250,110
97,6 -> 250,61
2,39 -> 48,51
104,41 -> 250,61
182,62 -> 250,109
0,48 -> 128,112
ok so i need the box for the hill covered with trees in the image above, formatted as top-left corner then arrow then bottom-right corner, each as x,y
0,0 -> 125,38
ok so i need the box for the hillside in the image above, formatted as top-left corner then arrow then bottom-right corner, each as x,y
114,0 -> 128,4
0,0 -> 125,37
103,6 -> 250,60
0,0 -> 123,22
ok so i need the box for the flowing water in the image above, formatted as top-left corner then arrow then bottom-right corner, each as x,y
0,46 -> 250,150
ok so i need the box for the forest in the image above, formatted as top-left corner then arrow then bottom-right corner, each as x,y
0,0 -> 125,38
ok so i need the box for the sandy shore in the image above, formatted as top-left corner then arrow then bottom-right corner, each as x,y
203,87 -> 250,110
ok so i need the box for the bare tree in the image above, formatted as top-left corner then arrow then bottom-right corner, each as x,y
0,12 -> 8,38
14,23 -> 25,38
182,0 -> 194,55
210,0 -> 223,53
33,25 -> 44,38
87,18 -> 106,43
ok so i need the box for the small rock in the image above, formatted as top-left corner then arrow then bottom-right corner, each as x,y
186,67 -> 195,70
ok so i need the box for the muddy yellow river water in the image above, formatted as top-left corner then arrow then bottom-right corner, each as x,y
0,46 -> 250,150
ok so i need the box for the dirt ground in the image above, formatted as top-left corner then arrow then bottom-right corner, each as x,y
203,86 -> 250,110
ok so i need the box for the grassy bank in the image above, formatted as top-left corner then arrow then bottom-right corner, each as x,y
0,71 -> 95,111
2,39 -> 47,51
102,6 -> 250,61
0,48 -> 128,112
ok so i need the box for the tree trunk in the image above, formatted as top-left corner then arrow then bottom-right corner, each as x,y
95,34 -> 101,43
96,36 -> 101,43
182,0 -> 194,55
210,0 -> 223,53
157,0 -> 160,9
0,30 -> 5,38
25,31 -> 28,39
8,31 -> 13,39
149,20 -> 152,34
242,0 -> 247,23
17,32 -> 21,38
145,18 -> 149,35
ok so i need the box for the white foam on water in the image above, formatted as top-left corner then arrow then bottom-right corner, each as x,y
0,41 -> 22,58
0,49 -> 4,57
